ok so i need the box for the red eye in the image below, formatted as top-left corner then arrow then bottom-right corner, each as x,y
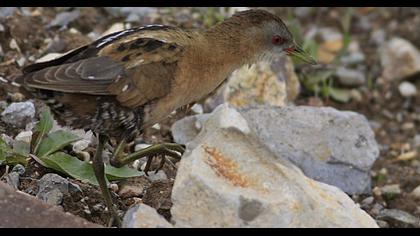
272,35 -> 285,45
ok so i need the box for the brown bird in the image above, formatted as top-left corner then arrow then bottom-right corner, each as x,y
13,9 -> 315,226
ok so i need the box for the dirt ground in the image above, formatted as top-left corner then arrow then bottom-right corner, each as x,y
0,7 -> 419,227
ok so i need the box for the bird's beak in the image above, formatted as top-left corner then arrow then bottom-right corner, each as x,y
285,44 -> 317,65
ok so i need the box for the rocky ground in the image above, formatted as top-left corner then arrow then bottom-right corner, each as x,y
0,7 -> 419,228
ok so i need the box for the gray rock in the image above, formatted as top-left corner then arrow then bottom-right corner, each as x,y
171,114 -> 210,145
5,165 -> 25,189
171,104 -> 378,228
377,209 -> 420,227
375,220 -> 389,228
340,51 -> 365,65
147,170 -> 167,182
398,81 -> 417,97
123,204 -> 173,228
335,67 -> 366,86
239,106 -> 379,195
11,164 -> 25,176
48,10 -> 80,28
1,101 -> 35,128
104,7 -> 156,22
360,196 -> 374,209
0,7 -> 17,19
36,173 -> 80,205
5,172 -> 20,189
294,7 -> 312,18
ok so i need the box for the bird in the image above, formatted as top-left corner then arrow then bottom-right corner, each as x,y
9,9 -> 316,226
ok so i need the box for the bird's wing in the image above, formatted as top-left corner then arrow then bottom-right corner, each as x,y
20,25 -> 186,107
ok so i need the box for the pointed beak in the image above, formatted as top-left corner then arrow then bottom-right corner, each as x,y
285,44 -> 317,65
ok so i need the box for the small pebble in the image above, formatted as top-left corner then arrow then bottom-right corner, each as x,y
381,184 -> 401,195
398,81 -> 417,97
110,183 -> 119,192
375,220 -> 389,228
360,196 -> 374,209
146,170 -> 167,182
411,185 -> 420,200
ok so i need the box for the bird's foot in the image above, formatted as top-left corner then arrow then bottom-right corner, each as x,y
110,143 -> 185,174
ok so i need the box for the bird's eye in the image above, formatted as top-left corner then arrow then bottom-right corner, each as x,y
272,35 -> 285,45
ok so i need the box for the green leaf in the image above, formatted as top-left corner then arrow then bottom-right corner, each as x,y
303,70 -> 334,91
44,152 -> 100,185
36,130 -> 81,158
42,152 -> 142,186
329,87 -> 351,103
5,154 -> 28,166
105,165 -> 143,181
31,109 -> 54,154
0,138 -> 9,165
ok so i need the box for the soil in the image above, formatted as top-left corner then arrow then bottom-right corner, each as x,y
0,7 -> 419,227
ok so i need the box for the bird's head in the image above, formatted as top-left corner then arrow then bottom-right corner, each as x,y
231,9 -> 317,65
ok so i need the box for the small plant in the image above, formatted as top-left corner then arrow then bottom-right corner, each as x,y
289,8 -> 355,103
1,109 -> 141,186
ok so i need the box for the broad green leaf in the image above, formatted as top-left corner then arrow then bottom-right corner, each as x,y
43,152 -> 142,186
36,130 -> 81,158
45,152 -> 101,186
329,87 -> 351,103
105,165 -> 143,181
31,109 -> 54,154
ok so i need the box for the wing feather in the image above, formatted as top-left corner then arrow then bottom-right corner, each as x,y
21,25 -> 187,107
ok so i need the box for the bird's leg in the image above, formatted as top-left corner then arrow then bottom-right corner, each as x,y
92,134 -> 122,227
110,143 -> 185,174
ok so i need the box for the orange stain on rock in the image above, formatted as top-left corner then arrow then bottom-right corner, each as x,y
203,145 -> 253,188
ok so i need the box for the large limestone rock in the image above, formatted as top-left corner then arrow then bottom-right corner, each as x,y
172,105 -> 379,194
171,104 -> 378,228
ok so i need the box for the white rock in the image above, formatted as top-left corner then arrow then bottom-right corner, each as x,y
171,127 -> 377,227
185,104 -> 250,149
15,131 -> 32,143
1,102 -> 35,128
380,37 -> 420,81
410,185 -> 420,200
398,81 -> 417,97
172,105 -> 380,194
123,204 -> 173,228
